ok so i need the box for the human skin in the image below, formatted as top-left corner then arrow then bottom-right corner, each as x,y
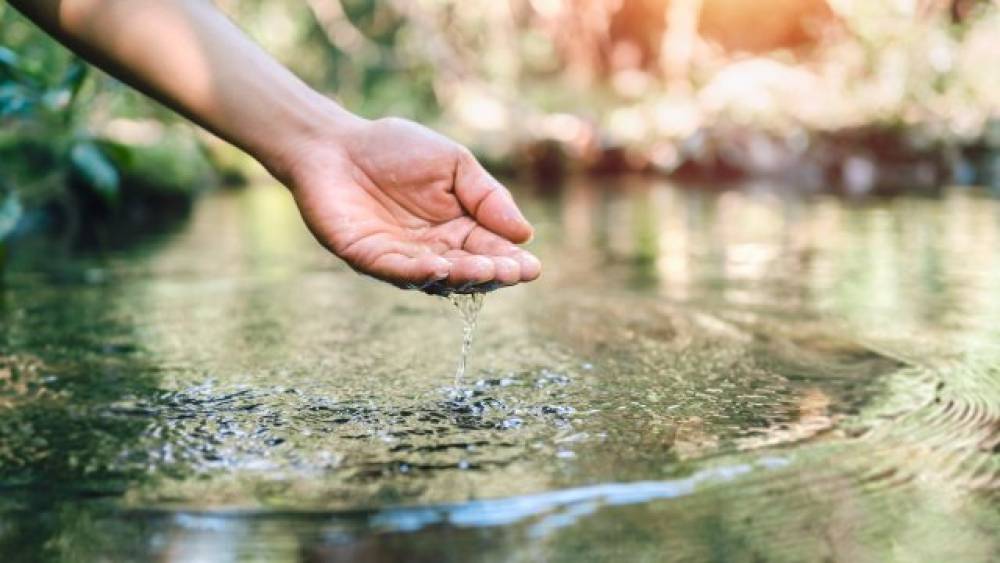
9,0 -> 541,291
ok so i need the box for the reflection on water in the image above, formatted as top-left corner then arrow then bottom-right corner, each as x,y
0,179 -> 998,561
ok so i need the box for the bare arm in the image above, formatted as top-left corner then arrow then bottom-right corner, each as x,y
9,0 -> 540,291
10,0 -> 350,178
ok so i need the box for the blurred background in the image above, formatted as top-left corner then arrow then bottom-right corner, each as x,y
3,6 -> 1000,558
2,0 -> 1000,264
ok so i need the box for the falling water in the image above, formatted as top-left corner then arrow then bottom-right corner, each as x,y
448,293 -> 485,386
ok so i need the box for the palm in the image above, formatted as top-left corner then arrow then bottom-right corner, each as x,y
289,118 -> 540,291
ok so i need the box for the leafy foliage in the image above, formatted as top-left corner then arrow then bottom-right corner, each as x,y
0,192 -> 21,241
3,0 -> 1000,264
69,141 -> 121,205
0,4 -> 211,255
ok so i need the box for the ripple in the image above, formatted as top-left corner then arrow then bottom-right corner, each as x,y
96,369 -> 582,488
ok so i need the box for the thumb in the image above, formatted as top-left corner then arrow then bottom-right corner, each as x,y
455,150 -> 533,244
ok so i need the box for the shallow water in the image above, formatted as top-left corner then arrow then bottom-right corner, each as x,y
1,178 -> 998,561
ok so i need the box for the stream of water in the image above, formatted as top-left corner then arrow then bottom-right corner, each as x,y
447,293 -> 485,386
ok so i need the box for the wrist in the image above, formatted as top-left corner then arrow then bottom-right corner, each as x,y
253,92 -> 367,185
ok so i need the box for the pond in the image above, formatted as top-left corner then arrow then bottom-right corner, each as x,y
1,178 -> 998,561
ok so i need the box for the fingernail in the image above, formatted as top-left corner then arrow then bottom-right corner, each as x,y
518,252 -> 541,280
472,256 -> 494,281
432,257 -> 450,280
508,205 -> 528,226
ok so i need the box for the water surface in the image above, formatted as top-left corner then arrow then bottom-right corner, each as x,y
1,179 -> 998,561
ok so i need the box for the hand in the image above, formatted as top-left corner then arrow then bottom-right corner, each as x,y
8,2 -> 538,293
281,116 -> 541,292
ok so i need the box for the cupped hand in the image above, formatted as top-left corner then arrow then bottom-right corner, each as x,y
281,117 -> 541,292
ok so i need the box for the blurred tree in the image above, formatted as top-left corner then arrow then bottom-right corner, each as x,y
3,0 -> 1000,257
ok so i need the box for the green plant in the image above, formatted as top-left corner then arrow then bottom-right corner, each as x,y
0,12 -> 120,225
0,6 -> 213,262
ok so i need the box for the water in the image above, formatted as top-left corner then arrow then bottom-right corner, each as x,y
1,179 -> 998,561
447,293 -> 485,386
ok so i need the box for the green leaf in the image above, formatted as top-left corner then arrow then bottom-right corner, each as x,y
0,47 -> 18,78
70,141 -> 121,203
95,139 -> 135,168
62,60 -> 89,108
40,88 -> 72,112
0,191 -> 22,241
0,83 -> 35,117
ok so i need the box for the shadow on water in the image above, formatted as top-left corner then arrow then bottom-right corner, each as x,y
1,180 -> 998,561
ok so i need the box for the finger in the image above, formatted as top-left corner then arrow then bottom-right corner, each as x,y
366,252 -> 451,287
441,253 -> 496,287
514,250 -> 541,282
492,256 -> 521,285
455,150 -> 534,244
463,228 -> 542,282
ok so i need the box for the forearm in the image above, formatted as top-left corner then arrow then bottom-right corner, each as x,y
9,0 -> 360,178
